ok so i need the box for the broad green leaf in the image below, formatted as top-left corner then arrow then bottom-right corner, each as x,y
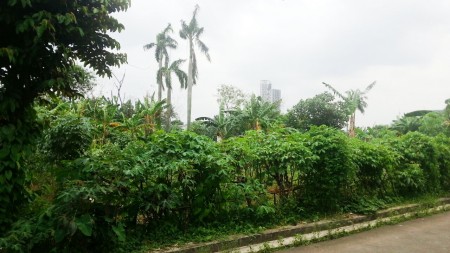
55,228 -> 66,243
112,223 -> 126,242
75,214 -> 93,237
4,170 -> 12,180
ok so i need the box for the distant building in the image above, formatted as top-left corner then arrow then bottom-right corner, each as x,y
260,80 -> 272,102
259,80 -> 281,104
271,89 -> 281,103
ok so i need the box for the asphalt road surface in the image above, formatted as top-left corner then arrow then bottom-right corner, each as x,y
278,211 -> 450,253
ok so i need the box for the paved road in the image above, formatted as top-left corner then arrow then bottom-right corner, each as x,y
279,211 -> 450,253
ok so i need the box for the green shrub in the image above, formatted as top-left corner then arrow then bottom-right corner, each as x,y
349,139 -> 399,197
391,163 -> 426,196
393,132 -> 441,193
41,115 -> 93,160
88,131 -> 230,227
302,126 -> 357,212
432,135 -> 450,191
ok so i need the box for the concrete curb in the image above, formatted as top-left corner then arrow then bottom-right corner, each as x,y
152,198 -> 450,253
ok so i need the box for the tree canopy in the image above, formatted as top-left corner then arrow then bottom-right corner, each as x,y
285,92 -> 347,131
0,0 -> 130,232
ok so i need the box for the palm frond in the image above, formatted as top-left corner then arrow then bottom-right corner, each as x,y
363,80 -> 376,94
196,38 -> 211,62
322,82 -> 345,100
174,69 -> 188,89
170,59 -> 186,69
166,36 -> 178,49
162,23 -> 173,34
189,5 -> 200,31
179,21 -> 189,39
143,42 -> 156,51
196,27 -> 204,38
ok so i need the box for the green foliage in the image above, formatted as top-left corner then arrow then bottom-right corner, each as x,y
349,138 -> 399,197
0,108 -> 38,233
392,164 -> 426,196
302,126 -> 356,212
418,112 -> 450,137
41,115 -> 93,160
285,92 -> 347,131
216,84 -> 246,110
432,135 -> 450,191
4,95 -> 450,251
238,95 -> 281,131
389,132 -> 440,194
391,116 -> 421,134
0,0 -> 130,232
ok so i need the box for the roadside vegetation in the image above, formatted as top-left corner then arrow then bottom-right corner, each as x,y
1,1 -> 450,253
1,93 -> 449,252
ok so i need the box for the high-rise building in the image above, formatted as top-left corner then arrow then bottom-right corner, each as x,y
259,80 -> 281,104
260,80 -> 272,102
271,89 -> 281,103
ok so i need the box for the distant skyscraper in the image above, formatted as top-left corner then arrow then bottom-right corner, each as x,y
259,80 -> 281,104
271,89 -> 281,103
260,80 -> 272,102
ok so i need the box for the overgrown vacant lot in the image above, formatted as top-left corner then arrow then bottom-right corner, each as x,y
1,95 -> 450,252
1,1 -> 450,252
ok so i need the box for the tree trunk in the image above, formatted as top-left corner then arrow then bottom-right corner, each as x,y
349,113 -> 356,137
186,40 -> 194,129
165,87 -> 172,131
157,60 -> 163,102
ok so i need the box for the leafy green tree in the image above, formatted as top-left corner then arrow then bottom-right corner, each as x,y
157,59 -> 188,130
285,92 -> 347,131
0,0 -> 129,231
180,5 -> 211,129
217,84 -> 246,110
144,24 -> 177,101
418,112 -> 449,137
445,98 -> 450,119
323,81 -> 376,137
391,115 -> 421,134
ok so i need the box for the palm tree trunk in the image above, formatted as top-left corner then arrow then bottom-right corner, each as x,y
349,113 -> 356,137
186,41 -> 194,129
165,87 -> 172,131
157,60 -> 163,101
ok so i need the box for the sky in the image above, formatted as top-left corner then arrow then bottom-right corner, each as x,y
95,0 -> 450,127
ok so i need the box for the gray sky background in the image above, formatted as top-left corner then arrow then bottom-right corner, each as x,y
96,0 -> 450,127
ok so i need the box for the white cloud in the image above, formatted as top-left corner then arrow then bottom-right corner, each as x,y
96,0 -> 450,127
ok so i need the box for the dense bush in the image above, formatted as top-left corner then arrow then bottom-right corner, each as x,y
349,139 -> 399,197
302,126 -> 356,212
40,115 -> 93,160
221,129 -> 316,219
432,135 -> 450,191
393,132 -> 441,194
4,98 -> 450,252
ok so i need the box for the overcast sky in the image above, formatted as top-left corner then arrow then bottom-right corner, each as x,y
96,0 -> 450,127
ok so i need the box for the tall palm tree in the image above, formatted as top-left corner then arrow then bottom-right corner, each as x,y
322,81 -> 376,137
180,5 -> 211,129
157,59 -> 188,130
143,24 -> 177,101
